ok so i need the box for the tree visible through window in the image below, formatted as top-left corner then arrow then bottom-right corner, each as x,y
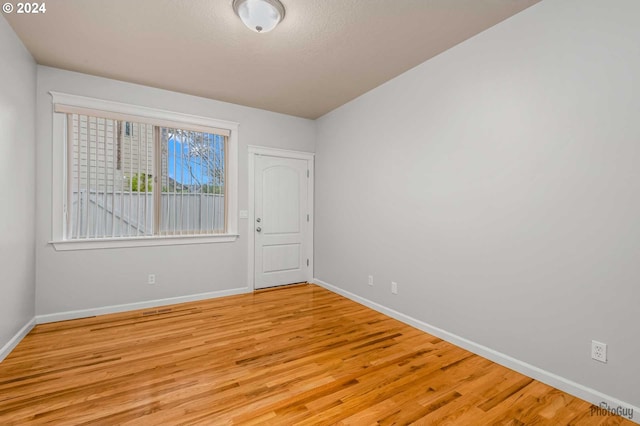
66,114 -> 227,239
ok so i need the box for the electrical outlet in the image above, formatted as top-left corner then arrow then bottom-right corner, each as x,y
591,340 -> 607,363
368,275 -> 374,286
148,274 -> 156,285
391,281 -> 398,295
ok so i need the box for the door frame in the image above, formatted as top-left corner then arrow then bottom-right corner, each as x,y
247,146 -> 314,291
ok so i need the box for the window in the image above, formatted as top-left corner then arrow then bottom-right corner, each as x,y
51,92 -> 238,249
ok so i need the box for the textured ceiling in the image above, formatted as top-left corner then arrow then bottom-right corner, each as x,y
5,0 -> 540,119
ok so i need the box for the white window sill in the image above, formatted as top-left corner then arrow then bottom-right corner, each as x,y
51,234 -> 239,251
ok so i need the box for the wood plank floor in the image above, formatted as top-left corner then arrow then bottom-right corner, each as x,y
0,284 -> 633,425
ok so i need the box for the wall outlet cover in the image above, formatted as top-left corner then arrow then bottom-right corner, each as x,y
591,340 -> 607,363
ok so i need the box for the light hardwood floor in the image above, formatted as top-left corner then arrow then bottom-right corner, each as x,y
0,284 -> 633,425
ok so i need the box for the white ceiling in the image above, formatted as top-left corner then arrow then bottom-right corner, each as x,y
5,0 -> 540,119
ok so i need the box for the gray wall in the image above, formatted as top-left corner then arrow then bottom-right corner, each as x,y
36,66 -> 315,315
0,16 -> 36,353
315,0 -> 640,408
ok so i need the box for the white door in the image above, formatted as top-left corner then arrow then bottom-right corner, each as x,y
254,155 -> 311,289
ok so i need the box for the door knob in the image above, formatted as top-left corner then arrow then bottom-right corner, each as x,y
256,218 -> 261,222
256,227 -> 262,232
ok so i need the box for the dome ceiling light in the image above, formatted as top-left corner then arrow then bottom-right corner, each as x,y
232,0 -> 285,33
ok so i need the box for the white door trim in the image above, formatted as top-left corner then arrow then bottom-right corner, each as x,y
247,146 -> 314,291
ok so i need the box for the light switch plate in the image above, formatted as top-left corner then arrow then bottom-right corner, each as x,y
239,210 -> 248,219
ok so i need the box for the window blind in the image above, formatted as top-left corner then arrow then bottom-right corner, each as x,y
66,112 -> 226,240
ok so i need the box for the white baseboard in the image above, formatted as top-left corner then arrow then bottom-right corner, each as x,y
312,278 -> 639,424
36,287 -> 251,324
0,317 -> 36,362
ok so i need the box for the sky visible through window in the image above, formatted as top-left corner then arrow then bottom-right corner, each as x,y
165,132 -> 224,191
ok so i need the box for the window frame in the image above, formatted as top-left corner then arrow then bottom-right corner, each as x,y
50,91 -> 239,251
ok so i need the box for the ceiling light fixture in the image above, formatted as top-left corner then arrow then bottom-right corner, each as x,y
232,0 -> 285,33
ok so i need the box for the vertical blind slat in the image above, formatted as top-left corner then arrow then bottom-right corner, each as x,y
118,122 -> 125,236
136,123 -> 141,236
111,121 -> 116,238
102,118 -> 108,238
